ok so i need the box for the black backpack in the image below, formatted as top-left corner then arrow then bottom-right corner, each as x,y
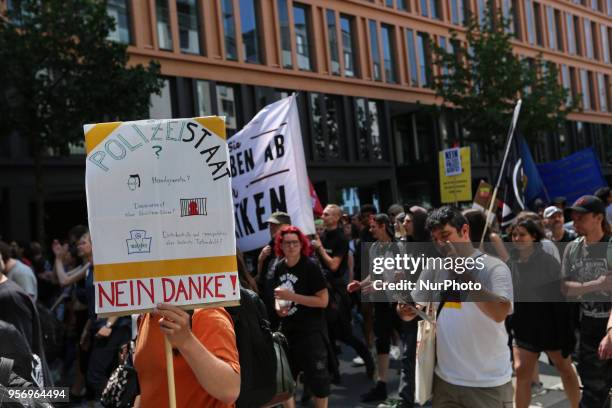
36,302 -> 64,364
226,288 -> 277,408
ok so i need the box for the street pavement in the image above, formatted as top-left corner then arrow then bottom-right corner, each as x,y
321,347 -> 572,408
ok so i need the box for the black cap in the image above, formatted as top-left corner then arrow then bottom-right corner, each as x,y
568,195 -> 605,215
552,196 -> 567,205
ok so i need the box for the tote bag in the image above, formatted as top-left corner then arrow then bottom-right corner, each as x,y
415,303 -> 436,405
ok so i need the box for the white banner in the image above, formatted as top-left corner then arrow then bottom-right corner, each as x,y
231,94 -> 315,252
84,117 -> 238,315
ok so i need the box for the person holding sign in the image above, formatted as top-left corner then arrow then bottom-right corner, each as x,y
134,304 -> 241,407
273,226 -> 330,408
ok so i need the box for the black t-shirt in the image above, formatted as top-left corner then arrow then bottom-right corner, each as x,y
274,256 -> 327,333
0,279 -> 35,348
320,227 -> 349,282
563,234 -> 612,319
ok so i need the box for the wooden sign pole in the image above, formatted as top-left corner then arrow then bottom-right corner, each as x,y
164,336 -> 177,408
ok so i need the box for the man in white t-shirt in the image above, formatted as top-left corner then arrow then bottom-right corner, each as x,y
399,206 -> 514,408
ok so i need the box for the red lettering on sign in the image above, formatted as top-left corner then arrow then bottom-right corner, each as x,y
115,280 -> 128,307
98,283 -> 115,308
176,279 -> 189,302
189,276 -> 202,299
215,276 -> 226,298
162,278 -> 176,302
137,279 -> 155,305
203,276 -> 214,298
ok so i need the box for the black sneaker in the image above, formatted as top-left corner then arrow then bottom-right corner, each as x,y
361,381 -> 387,402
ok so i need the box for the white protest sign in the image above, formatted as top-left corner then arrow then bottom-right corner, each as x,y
231,94 -> 315,252
84,117 -> 239,316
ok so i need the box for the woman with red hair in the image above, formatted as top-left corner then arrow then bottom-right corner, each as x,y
273,226 -> 330,408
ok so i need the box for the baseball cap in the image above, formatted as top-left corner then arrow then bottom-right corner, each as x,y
568,195 -> 605,214
266,211 -> 292,225
543,206 -> 562,219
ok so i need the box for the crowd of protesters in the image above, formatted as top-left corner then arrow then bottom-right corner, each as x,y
0,187 -> 611,408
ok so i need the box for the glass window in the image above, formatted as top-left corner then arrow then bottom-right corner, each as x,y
566,13 -> 576,54
327,10 -> 340,75
325,95 -> 342,159
150,79 -> 173,119
398,0 -> 409,11
451,0 -> 465,25
574,16 -> 583,56
221,0 -> 237,60
420,0 -> 428,17
406,29 -> 418,87
386,0 -> 394,6
478,0 -> 486,27
502,0 -> 514,33
581,69 -> 591,110
602,25 -> 610,63
278,0 -> 292,68
533,2 -> 544,46
608,0 -> 612,15
156,0 -> 173,50
554,10 -> 564,51
525,0 -> 535,44
195,80 -> 212,116
240,0 -> 261,63
355,98 -> 384,161
369,20 -> 382,81
216,84 -> 238,132
592,0 -> 600,10
416,32 -> 430,87
310,93 -> 326,159
177,0 -> 201,54
107,0 -> 131,44
356,98 -> 369,159
561,64 -> 572,105
430,0 -> 440,19
546,6 -> 556,50
369,101 -> 383,160
340,15 -> 357,77
381,25 -> 397,83
598,73 -> 608,112
585,19 -> 594,58
293,4 -> 312,71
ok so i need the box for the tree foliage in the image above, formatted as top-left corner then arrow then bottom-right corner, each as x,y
0,0 -> 163,153
0,0 -> 164,241
431,5 -> 578,159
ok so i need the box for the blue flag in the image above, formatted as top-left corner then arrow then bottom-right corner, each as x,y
518,136 -> 548,205
536,147 -> 607,204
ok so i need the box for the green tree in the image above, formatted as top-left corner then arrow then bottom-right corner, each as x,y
431,5 -> 578,180
0,0 -> 163,243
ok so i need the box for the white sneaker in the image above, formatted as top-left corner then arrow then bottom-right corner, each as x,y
352,356 -> 365,366
531,381 -> 545,396
389,345 -> 401,360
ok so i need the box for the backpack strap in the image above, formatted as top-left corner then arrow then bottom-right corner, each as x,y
0,357 -> 14,386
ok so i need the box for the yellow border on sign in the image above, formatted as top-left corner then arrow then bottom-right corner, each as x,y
195,117 -> 226,140
85,122 -> 123,154
94,255 -> 237,282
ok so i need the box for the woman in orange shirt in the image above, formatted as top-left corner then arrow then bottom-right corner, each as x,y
134,304 -> 241,407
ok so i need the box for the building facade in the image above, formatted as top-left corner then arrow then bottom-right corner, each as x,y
1,0 -> 612,241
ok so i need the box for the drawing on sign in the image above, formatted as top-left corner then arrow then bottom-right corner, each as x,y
126,230 -> 152,254
180,198 -> 207,217
127,174 -> 141,191
444,148 -> 462,176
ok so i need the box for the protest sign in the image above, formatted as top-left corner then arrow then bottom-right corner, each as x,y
438,147 -> 472,203
230,94 -> 315,252
84,117 -> 239,316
